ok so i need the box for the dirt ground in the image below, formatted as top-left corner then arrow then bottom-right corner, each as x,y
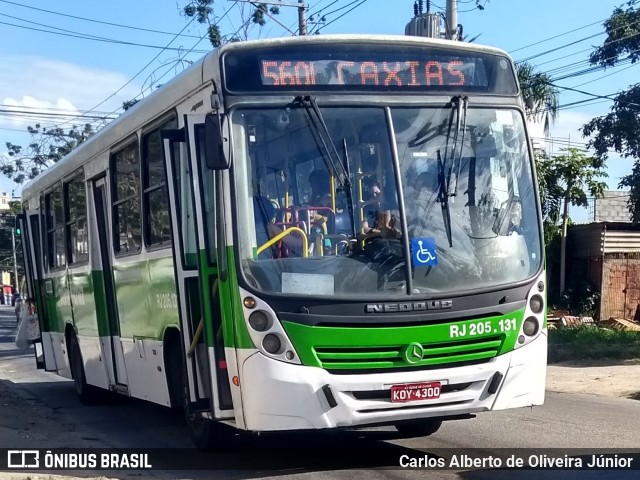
546,359 -> 640,400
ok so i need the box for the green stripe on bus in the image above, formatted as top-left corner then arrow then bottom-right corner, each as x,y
283,309 -> 525,370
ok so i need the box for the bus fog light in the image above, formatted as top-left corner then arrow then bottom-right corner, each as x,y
518,335 -> 525,344
529,295 -> 544,314
285,350 -> 294,360
249,311 -> 270,331
523,317 -> 539,336
262,334 -> 282,354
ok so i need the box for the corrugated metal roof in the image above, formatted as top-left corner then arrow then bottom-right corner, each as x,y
603,231 -> 640,253
569,223 -> 640,256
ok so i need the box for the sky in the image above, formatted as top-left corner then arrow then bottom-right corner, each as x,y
0,0 -> 636,221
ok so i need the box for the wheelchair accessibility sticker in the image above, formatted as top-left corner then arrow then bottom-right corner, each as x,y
411,238 -> 438,267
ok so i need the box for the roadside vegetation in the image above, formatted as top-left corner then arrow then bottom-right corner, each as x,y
548,325 -> 640,363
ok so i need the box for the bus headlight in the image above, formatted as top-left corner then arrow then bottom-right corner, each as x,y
249,311 -> 270,331
523,317 -> 539,336
529,295 -> 544,314
263,334 -> 282,354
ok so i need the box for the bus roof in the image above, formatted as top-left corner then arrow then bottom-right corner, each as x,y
217,33 -> 510,57
21,34 -> 511,200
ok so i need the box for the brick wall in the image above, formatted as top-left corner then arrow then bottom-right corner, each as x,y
601,253 -> 640,320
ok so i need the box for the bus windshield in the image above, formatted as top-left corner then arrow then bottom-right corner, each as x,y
231,105 -> 542,298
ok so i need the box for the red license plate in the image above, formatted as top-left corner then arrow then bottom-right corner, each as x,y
390,382 -> 442,403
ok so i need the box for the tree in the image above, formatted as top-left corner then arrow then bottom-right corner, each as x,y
1,124 -> 95,184
516,61 -> 560,136
183,0 -> 281,47
541,148 -> 608,294
581,0 -> 640,221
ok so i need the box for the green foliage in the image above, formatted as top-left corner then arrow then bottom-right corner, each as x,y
548,325 -> 640,362
122,99 -> 140,111
589,0 -> 640,67
516,61 -> 559,135
183,1 -> 280,47
581,1 -> 640,222
556,280 -> 601,318
549,325 -> 640,346
1,123 -> 95,184
534,148 -> 608,227
548,148 -> 608,208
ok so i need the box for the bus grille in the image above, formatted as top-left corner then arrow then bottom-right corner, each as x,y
313,336 -> 503,372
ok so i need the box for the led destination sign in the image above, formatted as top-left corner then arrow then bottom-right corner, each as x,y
261,58 -> 476,88
223,43 -> 518,94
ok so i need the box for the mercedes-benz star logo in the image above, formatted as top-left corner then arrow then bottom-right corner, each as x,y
403,342 -> 424,364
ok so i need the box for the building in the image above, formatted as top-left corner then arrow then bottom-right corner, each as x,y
0,192 -> 12,211
568,222 -> 640,321
589,191 -> 632,223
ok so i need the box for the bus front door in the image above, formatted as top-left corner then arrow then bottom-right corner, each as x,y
161,114 -> 234,425
91,176 -> 129,391
19,209 -> 52,370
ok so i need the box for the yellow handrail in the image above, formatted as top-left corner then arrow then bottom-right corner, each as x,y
257,226 -> 308,257
188,280 -> 218,358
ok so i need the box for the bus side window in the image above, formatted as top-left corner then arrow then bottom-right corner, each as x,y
64,172 -> 89,265
111,140 -> 142,256
142,116 -> 177,249
45,184 -> 66,269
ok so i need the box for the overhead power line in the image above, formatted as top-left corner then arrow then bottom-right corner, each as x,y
509,18 -> 606,55
0,18 -> 209,53
311,0 -> 368,34
53,15 -> 200,129
0,0 -> 205,39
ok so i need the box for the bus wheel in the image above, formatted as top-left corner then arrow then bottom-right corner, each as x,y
68,335 -> 101,405
180,362 -> 233,449
394,419 -> 442,437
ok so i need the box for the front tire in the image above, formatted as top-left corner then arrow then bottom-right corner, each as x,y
179,358 -> 233,449
68,334 -> 102,405
395,419 -> 442,437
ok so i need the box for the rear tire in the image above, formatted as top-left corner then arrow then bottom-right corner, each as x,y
68,334 -> 102,405
394,419 -> 442,437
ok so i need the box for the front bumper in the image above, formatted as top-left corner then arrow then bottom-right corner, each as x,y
239,331 -> 547,431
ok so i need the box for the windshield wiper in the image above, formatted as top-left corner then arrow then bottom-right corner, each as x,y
447,96 -> 468,198
293,95 -> 357,239
437,149 -> 453,248
437,95 -> 469,248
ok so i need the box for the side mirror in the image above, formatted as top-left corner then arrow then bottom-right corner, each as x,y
204,115 -> 230,170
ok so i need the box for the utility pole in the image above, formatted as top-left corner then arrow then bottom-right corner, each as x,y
446,0 -> 458,40
298,0 -> 307,35
11,225 -> 18,294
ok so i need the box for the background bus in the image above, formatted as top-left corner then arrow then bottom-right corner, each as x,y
18,34 -> 547,448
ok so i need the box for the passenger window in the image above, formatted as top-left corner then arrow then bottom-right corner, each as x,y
65,173 -> 89,264
45,185 -> 65,269
111,141 -> 142,255
142,116 -> 176,248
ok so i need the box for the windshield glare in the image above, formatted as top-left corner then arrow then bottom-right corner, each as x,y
231,105 -> 541,298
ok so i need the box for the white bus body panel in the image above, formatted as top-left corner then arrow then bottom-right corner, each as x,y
238,333 -> 547,431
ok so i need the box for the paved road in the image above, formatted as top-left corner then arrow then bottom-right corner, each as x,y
0,305 -> 638,480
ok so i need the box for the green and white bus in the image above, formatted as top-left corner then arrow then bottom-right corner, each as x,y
19,34 -> 547,447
